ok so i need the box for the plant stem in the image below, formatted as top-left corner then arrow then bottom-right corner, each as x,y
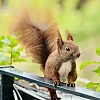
10,48 -> 13,65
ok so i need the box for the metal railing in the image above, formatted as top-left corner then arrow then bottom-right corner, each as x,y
0,66 -> 100,100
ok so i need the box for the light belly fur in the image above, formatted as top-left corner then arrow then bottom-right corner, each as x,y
58,61 -> 72,82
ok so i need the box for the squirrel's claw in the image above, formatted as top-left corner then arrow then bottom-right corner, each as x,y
67,82 -> 75,87
53,80 -> 61,87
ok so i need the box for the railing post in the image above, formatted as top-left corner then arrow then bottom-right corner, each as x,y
0,74 -> 14,100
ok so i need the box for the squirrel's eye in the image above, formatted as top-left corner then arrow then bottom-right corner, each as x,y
66,47 -> 70,51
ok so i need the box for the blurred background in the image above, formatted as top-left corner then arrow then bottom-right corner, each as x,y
0,0 -> 100,84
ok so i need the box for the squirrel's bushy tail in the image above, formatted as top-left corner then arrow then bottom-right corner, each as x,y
12,10 -> 62,70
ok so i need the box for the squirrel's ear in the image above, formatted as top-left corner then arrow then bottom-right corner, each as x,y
65,30 -> 73,41
57,38 -> 64,53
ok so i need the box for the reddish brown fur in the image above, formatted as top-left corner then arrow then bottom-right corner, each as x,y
14,18 -> 80,100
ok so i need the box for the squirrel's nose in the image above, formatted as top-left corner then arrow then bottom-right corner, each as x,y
77,53 -> 81,58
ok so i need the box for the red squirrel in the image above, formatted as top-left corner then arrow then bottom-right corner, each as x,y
14,17 -> 80,100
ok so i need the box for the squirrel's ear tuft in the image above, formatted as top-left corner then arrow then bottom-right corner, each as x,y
65,30 -> 73,41
57,38 -> 64,53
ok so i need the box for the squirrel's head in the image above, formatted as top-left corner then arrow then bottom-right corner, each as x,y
57,30 -> 80,61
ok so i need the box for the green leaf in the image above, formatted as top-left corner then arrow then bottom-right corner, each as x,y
1,45 -> 11,53
0,61 -> 10,65
96,86 -> 100,92
17,46 -> 24,51
0,41 -> 3,48
0,55 -> 10,62
0,36 -> 26,64
80,61 -> 100,70
7,36 -> 18,47
3,52 -> 11,57
93,67 -> 100,76
96,48 -> 100,56
14,77 -> 19,81
86,82 -> 94,89
1,37 -> 11,46
12,51 -> 20,58
0,36 -> 18,47
0,36 -> 5,40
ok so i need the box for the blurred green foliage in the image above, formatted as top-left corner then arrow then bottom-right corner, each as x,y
0,0 -> 100,84
0,36 -> 26,65
0,0 -> 100,43
80,48 -> 100,92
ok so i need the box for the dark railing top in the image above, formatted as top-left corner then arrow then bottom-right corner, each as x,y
0,66 -> 100,100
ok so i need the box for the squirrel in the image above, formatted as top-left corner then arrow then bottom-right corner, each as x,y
13,16 -> 80,100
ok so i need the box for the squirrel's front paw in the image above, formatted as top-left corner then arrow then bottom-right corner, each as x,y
67,82 -> 75,87
53,80 -> 61,87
